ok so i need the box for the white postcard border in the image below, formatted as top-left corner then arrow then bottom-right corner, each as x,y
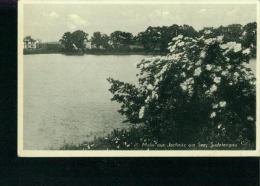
18,0 -> 260,157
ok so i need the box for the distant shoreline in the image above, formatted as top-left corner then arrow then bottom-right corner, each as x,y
23,49 -> 166,56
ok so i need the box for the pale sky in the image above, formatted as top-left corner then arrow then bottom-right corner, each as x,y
23,4 -> 256,42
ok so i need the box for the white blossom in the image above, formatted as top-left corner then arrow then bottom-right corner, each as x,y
210,112 -> 216,118
213,77 -> 221,84
242,48 -> 251,55
204,38 -> 215,45
206,64 -> 212,71
204,30 -> 212,34
234,72 -> 239,78
217,123 -> 222,129
219,101 -> 227,108
225,57 -> 230,62
168,45 -> 176,52
210,84 -> 218,93
184,77 -> 194,84
227,65 -> 232,69
249,80 -> 256,86
171,53 -> 183,60
214,66 -> 222,72
180,83 -> 187,91
194,67 -> 202,76
180,72 -> 186,78
220,42 -> 242,53
172,35 -> 183,41
247,116 -> 254,121
155,65 -> 168,79
206,84 -> 218,96
180,77 -> 194,93
178,41 -> 185,47
139,106 -> 145,119
200,51 -> 206,58
233,43 -> 242,52
145,96 -> 150,103
241,62 -> 248,67
195,60 -> 202,66
221,70 -> 228,76
147,84 -> 153,90
151,91 -> 158,100
217,36 -> 224,42
212,103 -> 218,109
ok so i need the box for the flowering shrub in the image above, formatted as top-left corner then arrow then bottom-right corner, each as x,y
108,31 -> 256,147
61,126 -> 159,150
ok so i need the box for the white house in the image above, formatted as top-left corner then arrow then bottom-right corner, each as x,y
23,36 -> 39,49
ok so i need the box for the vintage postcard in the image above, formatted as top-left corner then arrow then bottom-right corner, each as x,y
18,0 -> 260,157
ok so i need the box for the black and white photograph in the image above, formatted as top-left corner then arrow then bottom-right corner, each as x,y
18,0 -> 259,156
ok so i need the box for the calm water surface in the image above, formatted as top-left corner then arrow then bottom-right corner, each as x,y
23,54 -> 256,150
24,54 -> 145,150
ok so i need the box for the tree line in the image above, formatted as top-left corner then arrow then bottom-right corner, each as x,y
59,22 -> 256,56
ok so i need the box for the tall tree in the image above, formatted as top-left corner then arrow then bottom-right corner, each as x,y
71,30 -> 88,50
179,24 -> 198,38
91,32 -> 110,49
60,30 -> 88,51
137,25 -> 198,52
60,32 -> 74,51
110,31 -> 133,49
217,24 -> 243,42
137,26 -> 161,51
91,32 -> 102,49
101,34 -> 110,49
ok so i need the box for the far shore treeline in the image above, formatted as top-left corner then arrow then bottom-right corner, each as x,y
24,22 -> 256,57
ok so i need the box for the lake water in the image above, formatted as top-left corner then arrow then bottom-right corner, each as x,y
23,54 -> 256,150
23,54 -> 144,150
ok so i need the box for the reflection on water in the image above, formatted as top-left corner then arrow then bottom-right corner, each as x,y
23,54 -> 256,150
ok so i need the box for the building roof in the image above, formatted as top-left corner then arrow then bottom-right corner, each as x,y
23,36 -> 36,42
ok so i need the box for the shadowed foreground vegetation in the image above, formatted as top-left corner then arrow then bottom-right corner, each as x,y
61,125 -> 255,150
